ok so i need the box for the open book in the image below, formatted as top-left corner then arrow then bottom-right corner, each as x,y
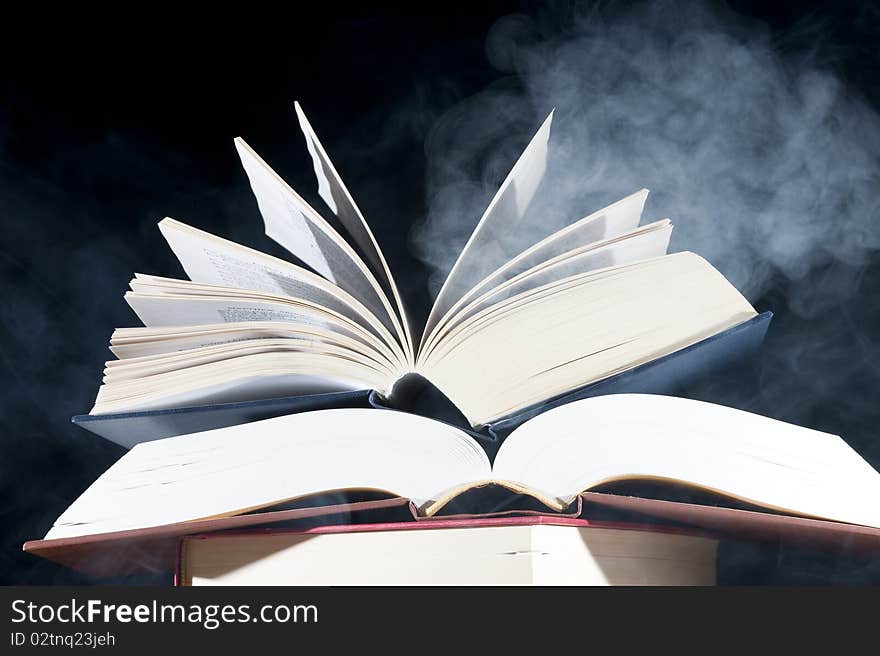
45,395 -> 880,541
89,103 -> 761,429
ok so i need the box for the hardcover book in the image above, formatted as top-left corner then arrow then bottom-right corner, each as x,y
74,103 -> 771,447
175,517 -> 721,586
26,394 -> 880,576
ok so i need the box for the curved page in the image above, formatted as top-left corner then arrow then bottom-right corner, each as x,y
421,189 -> 649,357
422,220 -> 672,357
124,292 -> 402,370
235,140 -> 412,365
91,351 -> 392,414
494,394 -> 880,528
108,325 -> 393,376
108,322 -> 389,366
46,409 -> 490,539
294,101 -> 414,357
157,219 -> 404,364
102,339 -> 396,383
422,111 -> 554,346
424,253 -> 757,425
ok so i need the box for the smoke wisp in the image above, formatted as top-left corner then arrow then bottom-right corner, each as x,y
412,1 -> 880,306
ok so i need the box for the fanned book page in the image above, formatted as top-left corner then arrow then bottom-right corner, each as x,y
85,104 -> 761,429
45,395 -> 880,540
292,101 -> 413,356
421,110 -> 555,343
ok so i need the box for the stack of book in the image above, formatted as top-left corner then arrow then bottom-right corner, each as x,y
25,104 -> 880,585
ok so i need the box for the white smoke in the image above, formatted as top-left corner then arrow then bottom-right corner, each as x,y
412,1 -> 880,309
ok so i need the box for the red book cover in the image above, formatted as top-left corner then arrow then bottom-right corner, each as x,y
23,492 -> 880,578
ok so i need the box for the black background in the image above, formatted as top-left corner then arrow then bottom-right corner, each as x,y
1,1 -> 878,584
2,586 -> 876,650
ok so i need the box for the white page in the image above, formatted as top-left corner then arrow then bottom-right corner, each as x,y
96,351 -> 388,394
235,139 -> 411,364
421,189 -> 649,354
422,220 -> 671,359
424,253 -> 757,425
157,219 -> 401,354
422,111 -> 554,344
294,102 -> 413,354
46,409 -> 489,538
109,322 -> 386,364
127,276 -> 399,363
124,293 -> 400,368
91,373 -> 371,415
481,189 -> 650,282
495,395 -> 880,529
103,339 -> 395,383
91,350 -> 393,414
128,276 -> 392,344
